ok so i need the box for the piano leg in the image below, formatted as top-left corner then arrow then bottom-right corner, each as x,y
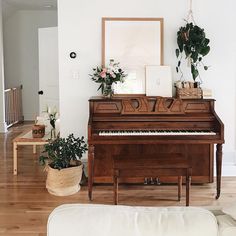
114,170 -> 119,205
216,144 -> 223,199
178,176 -> 182,201
88,145 -> 95,201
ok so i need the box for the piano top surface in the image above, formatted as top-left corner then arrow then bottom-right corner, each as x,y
89,96 -> 216,101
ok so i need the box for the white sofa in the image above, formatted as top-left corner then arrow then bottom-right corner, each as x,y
208,207 -> 236,236
47,204 -> 236,236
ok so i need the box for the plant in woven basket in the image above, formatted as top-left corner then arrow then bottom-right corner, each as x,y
39,134 -> 88,196
39,134 -> 87,169
176,22 -> 210,82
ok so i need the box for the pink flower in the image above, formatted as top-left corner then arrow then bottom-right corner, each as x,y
110,72 -> 116,78
100,71 -> 106,78
102,68 -> 107,73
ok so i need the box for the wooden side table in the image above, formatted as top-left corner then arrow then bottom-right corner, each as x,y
13,130 -> 50,175
113,154 -> 192,206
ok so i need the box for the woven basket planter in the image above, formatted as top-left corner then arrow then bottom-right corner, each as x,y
176,87 -> 202,99
46,161 -> 83,196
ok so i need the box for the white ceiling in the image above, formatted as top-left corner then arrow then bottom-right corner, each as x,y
2,0 -> 57,19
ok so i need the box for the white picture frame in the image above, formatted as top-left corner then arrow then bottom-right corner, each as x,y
145,65 -> 172,97
102,17 -> 164,95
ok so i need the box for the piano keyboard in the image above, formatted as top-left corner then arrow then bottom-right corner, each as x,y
99,130 -> 217,136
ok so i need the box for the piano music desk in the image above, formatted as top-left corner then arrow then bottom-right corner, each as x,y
113,154 -> 192,206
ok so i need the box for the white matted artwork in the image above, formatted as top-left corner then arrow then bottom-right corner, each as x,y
145,65 -> 172,97
102,18 -> 163,94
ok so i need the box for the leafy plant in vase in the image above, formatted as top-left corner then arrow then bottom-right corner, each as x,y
90,59 -> 127,98
175,22 -> 210,86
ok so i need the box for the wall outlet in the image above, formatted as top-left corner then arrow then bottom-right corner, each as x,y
72,71 -> 79,80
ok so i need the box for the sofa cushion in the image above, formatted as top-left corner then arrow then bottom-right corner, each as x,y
48,204 -> 218,236
217,215 -> 236,236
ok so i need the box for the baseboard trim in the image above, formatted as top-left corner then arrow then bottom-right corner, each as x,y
0,121 -> 7,133
222,164 -> 236,176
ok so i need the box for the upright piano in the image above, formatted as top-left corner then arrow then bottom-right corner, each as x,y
88,96 -> 224,200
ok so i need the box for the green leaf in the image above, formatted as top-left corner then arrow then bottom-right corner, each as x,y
200,46 -> 210,56
191,52 -> 198,63
184,45 -> 191,57
191,65 -> 199,81
97,83 -> 103,91
203,38 -> 210,46
177,37 -> 183,52
204,66 -> 208,70
198,57 -> 202,62
178,61 -> 181,67
176,67 -> 179,73
176,49 -> 180,58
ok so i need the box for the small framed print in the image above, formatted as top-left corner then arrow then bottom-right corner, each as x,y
145,65 -> 172,97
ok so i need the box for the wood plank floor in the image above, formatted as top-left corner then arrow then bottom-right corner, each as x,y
0,123 -> 236,235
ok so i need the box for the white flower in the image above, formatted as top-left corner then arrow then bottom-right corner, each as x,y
47,106 -> 51,114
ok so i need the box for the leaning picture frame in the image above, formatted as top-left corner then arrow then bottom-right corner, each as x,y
145,65 -> 172,97
102,17 -> 164,95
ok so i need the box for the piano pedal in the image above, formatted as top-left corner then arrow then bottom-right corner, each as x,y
150,177 -> 155,185
144,177 -> 160,185
155,177 -> 161,185
144,177 -> 148,185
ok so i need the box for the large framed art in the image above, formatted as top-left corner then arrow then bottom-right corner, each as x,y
102,17 -> 164,94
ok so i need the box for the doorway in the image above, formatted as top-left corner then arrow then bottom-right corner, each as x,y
2,0 -> 58,123
38,26 -> 59,114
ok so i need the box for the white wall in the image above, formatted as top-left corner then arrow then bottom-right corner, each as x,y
58,0 -> 236,167
3,10 -> 57,120
0,0 -> 7,132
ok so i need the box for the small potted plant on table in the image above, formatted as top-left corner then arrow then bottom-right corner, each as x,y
39,134 -> 88,196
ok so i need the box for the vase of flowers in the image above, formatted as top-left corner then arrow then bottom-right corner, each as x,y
90,59 -> 127,98
46,106 -> 58,139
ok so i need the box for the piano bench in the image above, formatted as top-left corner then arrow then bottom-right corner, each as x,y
113,154 -> 192,206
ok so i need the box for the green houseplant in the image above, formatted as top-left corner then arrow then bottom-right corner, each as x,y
176,22 -> 210,82
39,134 -> 88,196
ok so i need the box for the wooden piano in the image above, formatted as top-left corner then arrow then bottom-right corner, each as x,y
88,96 -> 224,200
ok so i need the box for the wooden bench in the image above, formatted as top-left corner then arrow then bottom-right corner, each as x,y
113,153 -> 192,206
13,130 -> 50,175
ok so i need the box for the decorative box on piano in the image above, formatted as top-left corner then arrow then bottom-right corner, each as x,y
87,96 -> 224,200
175,81 -> 202,99
176,87 -> 202,99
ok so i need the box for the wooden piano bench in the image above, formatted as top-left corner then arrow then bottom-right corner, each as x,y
113,154 -> 192,206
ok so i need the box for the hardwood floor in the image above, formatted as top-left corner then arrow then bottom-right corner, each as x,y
0,123 -> 236,235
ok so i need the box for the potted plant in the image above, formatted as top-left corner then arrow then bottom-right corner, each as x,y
39,134 -> 88,196
175,22 -> 210,84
